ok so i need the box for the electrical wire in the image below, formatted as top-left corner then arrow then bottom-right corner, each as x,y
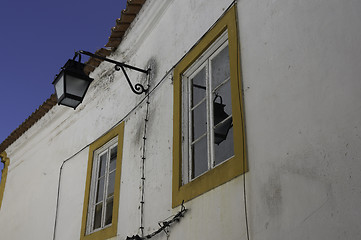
126,201 -> 187,240
233,0 -> 250,239
52,3 -> 249,238
52,66 -> 172,240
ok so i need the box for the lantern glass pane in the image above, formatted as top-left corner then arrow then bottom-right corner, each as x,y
66,74 -> 90,98
54,73 -> 64,99
60,98 -> 81,108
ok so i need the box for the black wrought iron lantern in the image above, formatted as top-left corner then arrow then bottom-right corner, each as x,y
52,57 -> 93,109
52,50 -> 150,109
213,95 -> 233,145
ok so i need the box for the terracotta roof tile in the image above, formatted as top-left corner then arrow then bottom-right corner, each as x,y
94,48 -> 112,57
0,0 -> 147,153
117,12 -> 136,23
124,4 -> 143,14
109,30 -> 125,39
105,38 -> 123,48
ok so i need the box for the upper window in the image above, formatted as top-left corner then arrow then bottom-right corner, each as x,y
80,123 -> 124,240
172,5 -> 247,208
182,31 -> 234,183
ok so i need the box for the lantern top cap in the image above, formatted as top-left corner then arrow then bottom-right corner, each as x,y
52,59 -> 92,85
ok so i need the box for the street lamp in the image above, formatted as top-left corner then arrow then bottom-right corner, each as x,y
52,56 -> 93,109
53,50 -> 150,109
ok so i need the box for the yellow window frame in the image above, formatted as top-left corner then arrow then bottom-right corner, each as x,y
172,5 -> 247,208
0,151 -> 10,210
80,122 -> 125,240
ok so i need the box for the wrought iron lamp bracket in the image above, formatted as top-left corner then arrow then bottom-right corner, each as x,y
77,50 -> 150,95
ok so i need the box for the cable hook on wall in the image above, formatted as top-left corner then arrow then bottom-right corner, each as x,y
127,201 -> 188,240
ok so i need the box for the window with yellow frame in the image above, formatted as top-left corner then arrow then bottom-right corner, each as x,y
172,5 -> 247,208
80,122 -> 124,240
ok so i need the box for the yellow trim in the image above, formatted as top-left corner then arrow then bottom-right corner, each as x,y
172,5 -> 247,208
0,151 -> 10,210
80,123 -> 125,240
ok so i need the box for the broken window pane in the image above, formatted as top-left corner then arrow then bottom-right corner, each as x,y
212,82 -> 233,127
214,122 -> 234,165
212,81 -> 234,165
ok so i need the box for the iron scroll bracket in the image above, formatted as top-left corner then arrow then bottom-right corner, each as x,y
77,50 -> 150,95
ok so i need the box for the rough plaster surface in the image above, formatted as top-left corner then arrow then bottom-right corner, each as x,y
1,0 -> 361,239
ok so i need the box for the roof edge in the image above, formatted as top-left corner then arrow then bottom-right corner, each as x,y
0,0 -> 147,153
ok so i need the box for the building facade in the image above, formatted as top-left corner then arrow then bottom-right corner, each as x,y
1,0 -> 361,239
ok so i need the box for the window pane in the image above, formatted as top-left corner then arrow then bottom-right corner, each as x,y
211,45 -> 230,90
96,177 -> 105,203
105,197 -> 114,226
213,81 -> 234,165
192,136 -> 208,179
98,153 -> 107,178
214,121 -> 234,165
213,81 -> 232,127
109,146 -> 117,171
107,171 -> 115,198
191,67 -> 206,106
93,203 -> 103,230
192,101 -> 207,140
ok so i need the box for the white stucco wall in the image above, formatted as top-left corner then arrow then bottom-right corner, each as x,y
238,0 -> 361,239
1,0 -> 361,240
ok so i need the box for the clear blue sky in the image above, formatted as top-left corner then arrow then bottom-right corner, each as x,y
0,0 -> 128,178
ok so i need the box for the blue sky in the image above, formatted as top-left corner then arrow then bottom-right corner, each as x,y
0,0 -> 128,178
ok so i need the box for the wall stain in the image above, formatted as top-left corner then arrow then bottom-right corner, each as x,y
262,173 -> 282,217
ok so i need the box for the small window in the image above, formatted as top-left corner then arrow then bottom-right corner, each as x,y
80,123 -> 124,240
173,5 -> 247,208
87,139 -> 118,233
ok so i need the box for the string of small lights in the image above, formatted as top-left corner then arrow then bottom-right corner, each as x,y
139,72 -> 151,237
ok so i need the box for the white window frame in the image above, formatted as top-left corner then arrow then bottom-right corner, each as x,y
182,30 -> 234,184
86,136 -> 118,235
